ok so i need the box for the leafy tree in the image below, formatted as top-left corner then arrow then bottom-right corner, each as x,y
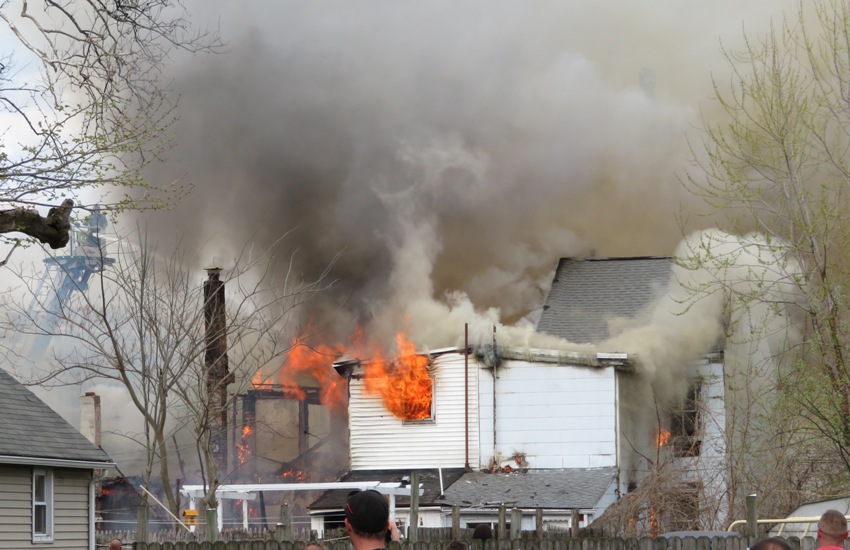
0,1 -> 217,248
685,0 -> 850,514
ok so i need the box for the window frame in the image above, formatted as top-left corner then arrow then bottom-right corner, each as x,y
32,467 -> 54,543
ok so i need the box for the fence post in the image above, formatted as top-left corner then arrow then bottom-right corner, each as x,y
746,494 -> 758,540
452,505 -> 460,541
136,503 -> 149,543
510,508 -> 522,540
498,504 -> 507,540
205,507 -> 218,543
571,509 -> 579,538
276,502 -> 292,542
536,509 -> 543,540
409,471 -> 420,543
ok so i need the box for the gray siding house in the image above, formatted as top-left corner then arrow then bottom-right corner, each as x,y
0,367 -> 114,549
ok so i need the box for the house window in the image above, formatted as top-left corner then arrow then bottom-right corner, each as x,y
33,468 -> 54,542
402,374 -> 434,423
670,382 -> 701,457
665,482 -> 701,532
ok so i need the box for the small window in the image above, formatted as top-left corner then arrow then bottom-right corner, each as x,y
33,468 -> 54,542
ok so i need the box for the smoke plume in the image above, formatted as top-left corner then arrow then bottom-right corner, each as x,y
142,0 -> 805,356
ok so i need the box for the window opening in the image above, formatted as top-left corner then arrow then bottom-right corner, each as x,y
33,468 -> 54,542
670,381 -> 701,457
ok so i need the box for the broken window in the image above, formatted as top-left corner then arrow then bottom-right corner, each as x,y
669,381 -> 701,457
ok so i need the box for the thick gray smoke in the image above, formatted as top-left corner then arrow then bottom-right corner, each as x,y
1,0 -> 817,485
142,0 -> 803,353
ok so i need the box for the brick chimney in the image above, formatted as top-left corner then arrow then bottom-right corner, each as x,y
80,392 -> 102,447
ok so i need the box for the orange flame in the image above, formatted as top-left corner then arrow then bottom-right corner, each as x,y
236,424 -> 253,464
279,468 -> 306,481
250,324 -> 434,420
656,427 -> 670,447
363,332 -> 433,420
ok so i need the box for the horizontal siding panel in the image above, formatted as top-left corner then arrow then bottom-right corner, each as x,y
496,389 -> 614,406
496,426 -> 617,442
503,440 -> 616,456
478,361 -> 616,468
0,465 -> 31,547
486,403 -> 615,420
561,455 -> 617,468
351,353 -> 479,470
53,468 -> 92,550
484,361 -> 613,381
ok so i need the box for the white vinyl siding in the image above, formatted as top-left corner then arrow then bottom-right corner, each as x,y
478,359 -> 617,469
349,353 -> 479,470
0,465 -> 92,550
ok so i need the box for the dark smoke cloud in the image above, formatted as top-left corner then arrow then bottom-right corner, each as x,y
143,0 -> 800,350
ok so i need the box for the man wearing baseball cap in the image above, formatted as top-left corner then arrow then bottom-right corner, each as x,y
817,509 -> 849,550
345,489 -> 398,550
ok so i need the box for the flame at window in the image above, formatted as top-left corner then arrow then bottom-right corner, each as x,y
363,332 -> 434,421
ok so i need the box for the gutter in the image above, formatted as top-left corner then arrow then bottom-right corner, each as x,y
495,347 -> 633,370
0,455 -> 115,470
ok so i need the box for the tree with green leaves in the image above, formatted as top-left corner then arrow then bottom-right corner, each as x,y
685,0 -> 850,518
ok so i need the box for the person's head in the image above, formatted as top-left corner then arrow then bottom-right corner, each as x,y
472,524 -> 492,541
109,540 -> 122,550
304,543 -> 324,550
344,489 -> 390,543
750,537 -> 792,550
818,509 -> 849,546
447,540 -> 468,550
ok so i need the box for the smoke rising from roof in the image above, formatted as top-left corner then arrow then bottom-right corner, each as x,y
142,0 -> 804,355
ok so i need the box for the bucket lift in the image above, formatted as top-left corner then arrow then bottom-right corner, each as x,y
26,206 -> 116,365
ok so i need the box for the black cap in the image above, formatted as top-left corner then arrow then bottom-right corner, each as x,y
345,490 -> 389,534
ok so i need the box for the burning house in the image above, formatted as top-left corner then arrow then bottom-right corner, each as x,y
305,256 -> 732,535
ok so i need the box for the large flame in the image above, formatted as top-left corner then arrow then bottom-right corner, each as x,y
252,326 -> 348,411
251,325 -> 433,421
363,332 -> 433,421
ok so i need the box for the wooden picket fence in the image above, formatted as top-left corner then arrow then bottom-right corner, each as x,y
94,531 -> 834,550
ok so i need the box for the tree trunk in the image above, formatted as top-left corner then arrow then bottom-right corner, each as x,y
0,199 -> 73,248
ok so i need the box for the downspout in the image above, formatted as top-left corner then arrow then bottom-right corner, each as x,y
465,323 -> 470,470
614,372 -> 621,496
492,326 -> 497,465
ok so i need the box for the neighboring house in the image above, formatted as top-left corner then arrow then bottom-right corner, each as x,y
309,257 -> 729,535
0,367 -> 114,549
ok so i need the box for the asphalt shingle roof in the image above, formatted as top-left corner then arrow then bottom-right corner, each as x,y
536,257 -> 673,344
0,367 -> 112,464
438,468 -> 617,510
